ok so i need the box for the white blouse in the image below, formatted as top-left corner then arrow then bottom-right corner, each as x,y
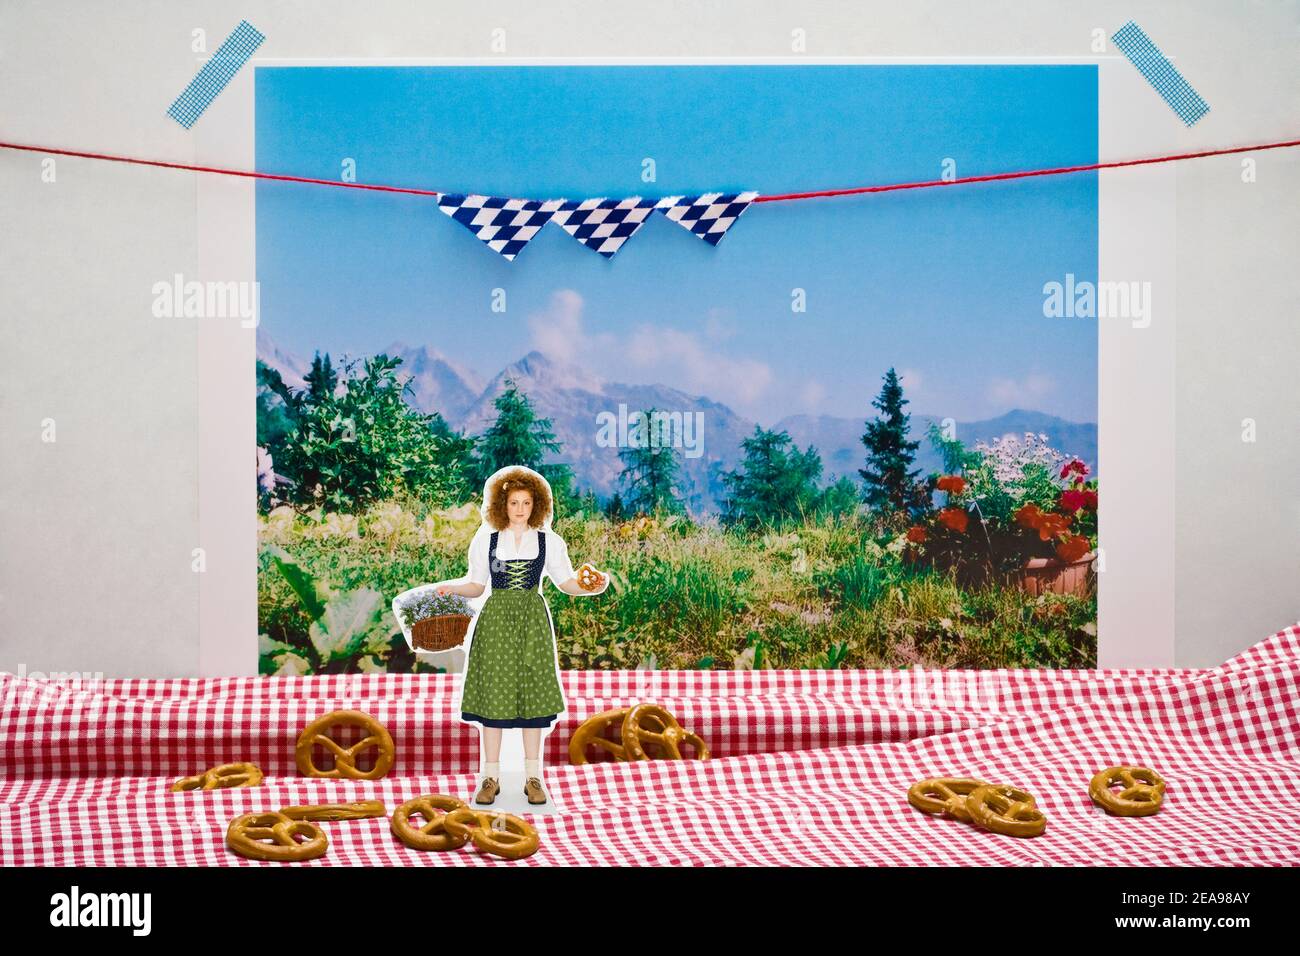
465,525 -> 577,588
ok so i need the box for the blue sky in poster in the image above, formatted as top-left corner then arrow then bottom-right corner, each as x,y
255,64 -> 1097,425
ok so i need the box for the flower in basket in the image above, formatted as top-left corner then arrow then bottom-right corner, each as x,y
1055,534 -> 1092,563
1032,512 -> 1071,541
1014,503 -> 1044,529
397,588 -> 477,652
911,426 -> 1100,595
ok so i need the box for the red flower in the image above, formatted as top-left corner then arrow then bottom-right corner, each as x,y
1081,490 -> 1098,510
1055,535 -> 1092,563
1060,489 -> 1086,512
1014,503 -> 1044,529
937,508 -> 969,533
1036,512 -> 1071,541
906,525 -> 928,544
936,475 -> 966,495
1060,459 -> 1089,480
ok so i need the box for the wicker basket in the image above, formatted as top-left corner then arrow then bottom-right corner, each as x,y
411,614 -> 471,652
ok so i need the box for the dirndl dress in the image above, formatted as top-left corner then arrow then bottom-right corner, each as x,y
459,530 -> 566,728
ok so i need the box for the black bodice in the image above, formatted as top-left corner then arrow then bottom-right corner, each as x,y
488,530 -> 546,590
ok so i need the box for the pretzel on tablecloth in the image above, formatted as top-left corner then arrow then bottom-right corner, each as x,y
390,794 -> 470,851
907,778 -> 988,823
569,708 -> 634,764
226,811 -> 328,862
280,801 -> 387,822
621,703 -> 710,761
295,709 -> 395,780
1089,765 -> 1166,817
442,807 -> 539,860
170,761 -> 264,792
965,784 -> 1047,838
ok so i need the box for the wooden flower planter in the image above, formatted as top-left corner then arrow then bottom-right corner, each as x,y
1019,552 -> 1096,598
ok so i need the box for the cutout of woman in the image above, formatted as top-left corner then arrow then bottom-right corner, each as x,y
437,465 -> 607,807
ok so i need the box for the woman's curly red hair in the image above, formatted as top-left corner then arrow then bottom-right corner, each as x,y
485,468 -> 552,531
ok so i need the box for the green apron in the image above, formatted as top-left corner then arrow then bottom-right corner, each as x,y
460,530 -> 565,727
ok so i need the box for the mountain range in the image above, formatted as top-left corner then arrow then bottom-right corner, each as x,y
257,332 -> 1097,514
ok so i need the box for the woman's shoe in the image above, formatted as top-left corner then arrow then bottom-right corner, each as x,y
524,777 -> 547,805
474,777 -> 500,805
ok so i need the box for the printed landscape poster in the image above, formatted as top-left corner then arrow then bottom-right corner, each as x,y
254,64 -> 1099,675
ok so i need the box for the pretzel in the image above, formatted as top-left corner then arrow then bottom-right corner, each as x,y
577,563 -> 606,592
442,807 -> 539,861
280,801 -> 387,822
621,703 -> 710,761
569,708 -> 633,764
226,811 -> 329,862
965,784 -> 1047,838
390,795 -> 471,851
295,710 -> 395,780
1089,766 -> 1166,817
907,778 -> 988,823
170,761 -> 264,792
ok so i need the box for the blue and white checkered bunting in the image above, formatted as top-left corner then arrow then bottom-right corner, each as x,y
436,194 -> 563,260
432,190 -> 761,261
550,197 -> 660,258
654,192 -> 759,246
166,20 -> 265,129
1112,21 -> 1210,127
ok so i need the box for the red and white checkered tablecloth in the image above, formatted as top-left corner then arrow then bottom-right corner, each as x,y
1,625 -> 1297,866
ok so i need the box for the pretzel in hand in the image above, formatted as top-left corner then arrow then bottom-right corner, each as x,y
170,761 -> 264,792
965,784 -> 1047,838
576,563 -> 607,593
390,795 -> 471,851
226,811 -> 329,862
280,801 -> 387,822
295,709 -> 395,780
1089,765 -> 1166,817
621,703 -> 710,761
907,778 -> 988,824
442,807 -> 539,861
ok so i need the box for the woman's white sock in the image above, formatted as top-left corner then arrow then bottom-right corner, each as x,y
524,758 -> 542,779
483,761 -> 500,780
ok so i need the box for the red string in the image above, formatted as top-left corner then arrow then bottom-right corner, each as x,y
2,138 -> 1297,204
755,139 -> 1300,202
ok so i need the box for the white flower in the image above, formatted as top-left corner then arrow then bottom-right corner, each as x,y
256,446 -> 277,493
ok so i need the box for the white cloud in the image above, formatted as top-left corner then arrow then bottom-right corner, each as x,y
527,289 -> 613,363
800,380 -> 828,410
627,325 -> 773,407
988,373 -> 1055,408
703,308 -> 736,342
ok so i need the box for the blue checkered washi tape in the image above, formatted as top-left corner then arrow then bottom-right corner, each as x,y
1112,21 -> 1210,127
167,20 -> 265,129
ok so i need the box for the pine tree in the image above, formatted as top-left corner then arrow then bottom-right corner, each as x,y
859,368 -> 929,518
303,352 -> 337,404
618,407 -> 683,514
722,426 -> 823,528
428,412 -> 478,504
473,379 -> 562,484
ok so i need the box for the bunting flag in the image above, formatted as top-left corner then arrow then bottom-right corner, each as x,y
549,197 -> 660,259
654,191 -> 760,246
435,194 -> 563,260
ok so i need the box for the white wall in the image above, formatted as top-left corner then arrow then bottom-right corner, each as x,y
0,0 -> 1295,676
